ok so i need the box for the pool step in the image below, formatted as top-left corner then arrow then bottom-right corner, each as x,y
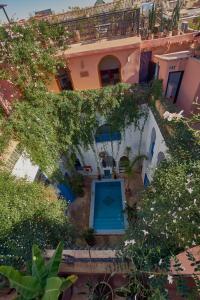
94,217 -> 124,229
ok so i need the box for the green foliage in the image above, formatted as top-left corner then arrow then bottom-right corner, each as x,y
2,83 -> 149,173
189,17 -> 200,30
0,172 -> 75,267
0,21 -> 68,91
120,103 -> 200,297
124,154 -> 147,190
0,243 -> 77,300
149,4 -> 157,33
170,0 -> 182,30
150,79 -> 162,102
82,228 -> 96,247
68,173 -> 84,197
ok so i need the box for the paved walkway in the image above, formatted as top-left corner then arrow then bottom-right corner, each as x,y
68,172 -> 144,247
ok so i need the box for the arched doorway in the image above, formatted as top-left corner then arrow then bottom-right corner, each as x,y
101,154 -> 116,169
99,55 -> 121,87
119,156 -> 129,173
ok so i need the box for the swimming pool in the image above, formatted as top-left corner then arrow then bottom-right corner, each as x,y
90,179 -> 127,234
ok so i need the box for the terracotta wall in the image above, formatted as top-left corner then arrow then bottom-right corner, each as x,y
156,56 -> 189,95
67,47 -> 141,91
155,54 -> 200,115
141,33 -> 196,56
176,57 -> 200,115
46,74 -> 60,93
47,33 -> 198,93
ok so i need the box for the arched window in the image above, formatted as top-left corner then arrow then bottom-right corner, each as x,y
99,56 -> 121,87
119,156 -> 129,173
74,158 -> 83,171
157,152 -> 166,166
148,127 -> 156,161
56,67 -> 73,91
95,124 -> 121,143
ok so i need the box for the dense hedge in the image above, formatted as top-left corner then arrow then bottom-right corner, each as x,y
0,172 -> 75,267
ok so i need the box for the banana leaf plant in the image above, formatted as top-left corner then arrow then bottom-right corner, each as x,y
124,154 -> 147,192
0,242 -> 77,300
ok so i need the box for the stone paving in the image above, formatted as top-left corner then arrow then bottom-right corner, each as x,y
68,171 -> 144,248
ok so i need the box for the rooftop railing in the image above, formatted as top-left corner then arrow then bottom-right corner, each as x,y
63,8 -> 142,43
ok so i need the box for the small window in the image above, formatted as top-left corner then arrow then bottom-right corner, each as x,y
144,173 -> 150,188
95,124 -> 121,143
74,158 -> 83,171
149,128 -> 156,161
165,71 -> 184,103
57,68 -> 73,91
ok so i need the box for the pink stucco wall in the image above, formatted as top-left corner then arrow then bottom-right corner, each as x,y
176,58 -> 200,115
67,47 -> 141,90
155,53 -> 190,94
155,54 -> 200,115
47,33 -> 198,93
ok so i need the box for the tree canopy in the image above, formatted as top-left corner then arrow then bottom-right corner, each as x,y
120,103 -> 200,298
0,172 -> 75,267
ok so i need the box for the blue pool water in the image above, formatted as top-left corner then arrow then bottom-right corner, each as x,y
92,180 -> 125,232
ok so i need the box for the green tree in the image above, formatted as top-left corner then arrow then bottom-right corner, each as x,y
0,242 -> 77,300
120,105 -> 200,298
124,154 -> 147,191
0,172 -> 75,267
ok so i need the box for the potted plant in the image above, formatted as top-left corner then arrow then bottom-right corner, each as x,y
73,30 -> 81,42
92,281 -> 114,300
112,168 -> 117,179
82,228 -> 96,247
124,155 -> 147,193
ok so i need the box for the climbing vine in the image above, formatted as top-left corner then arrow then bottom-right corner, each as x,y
0,20 -> 68,91
2,83 -> 150,172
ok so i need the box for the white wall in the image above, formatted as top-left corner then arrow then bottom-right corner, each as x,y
10,108 -> 168,186
141,109 -> 168,183
78,121 -> 143,176
11,152 -> 39,182
76,107 -> 168,185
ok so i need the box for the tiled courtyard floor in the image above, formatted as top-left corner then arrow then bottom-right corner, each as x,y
68,171 -> 144,248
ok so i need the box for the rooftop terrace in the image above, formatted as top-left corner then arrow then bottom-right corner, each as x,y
64,36 -> 141,57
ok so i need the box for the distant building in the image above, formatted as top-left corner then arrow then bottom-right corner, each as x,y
35,9 -> 52,17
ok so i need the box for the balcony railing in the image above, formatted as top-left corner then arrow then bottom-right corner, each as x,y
62,8 -> 141,43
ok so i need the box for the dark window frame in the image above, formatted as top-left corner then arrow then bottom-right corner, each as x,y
165,71 -> 184,103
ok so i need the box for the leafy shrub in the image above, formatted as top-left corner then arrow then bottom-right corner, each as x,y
0,172 -> 75,267
82,228 -> 96,247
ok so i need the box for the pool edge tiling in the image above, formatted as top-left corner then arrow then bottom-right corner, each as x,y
89,179 -> 127,235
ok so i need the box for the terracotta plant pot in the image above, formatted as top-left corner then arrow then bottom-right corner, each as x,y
73,30 -> 81,43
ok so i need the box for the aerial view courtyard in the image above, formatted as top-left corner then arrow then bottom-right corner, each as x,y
0,0 -> 200,299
